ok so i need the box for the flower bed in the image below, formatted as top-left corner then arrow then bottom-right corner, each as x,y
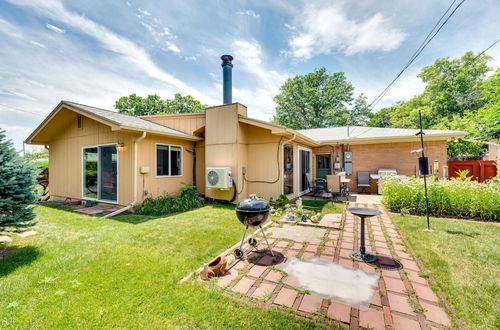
381,176 -> 500,221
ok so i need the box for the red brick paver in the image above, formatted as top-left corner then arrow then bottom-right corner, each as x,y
273,287 -> 298,308
327,301 -> 351,323
359,308 -> 385,330
298,294 -> 323,314
232,277 -> 255,294
252,282 -> 276,299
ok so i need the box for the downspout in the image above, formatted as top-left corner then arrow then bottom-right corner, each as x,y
105,131 -> 147,218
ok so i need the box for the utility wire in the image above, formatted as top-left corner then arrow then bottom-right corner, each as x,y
473,39 -> 500,60
368,0 -> 466,110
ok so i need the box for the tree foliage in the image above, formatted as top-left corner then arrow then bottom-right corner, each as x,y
0,129 -> 38,233
273,68 -> 354,129
115,93 -> 205,116
367,51 -> 495,158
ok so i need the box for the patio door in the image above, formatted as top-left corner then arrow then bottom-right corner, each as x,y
316,154 -> 331,180
299,148 -> 311,194
83,145 -> 118,203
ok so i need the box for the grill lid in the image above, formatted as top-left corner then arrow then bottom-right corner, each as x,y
236,195 -> 270,212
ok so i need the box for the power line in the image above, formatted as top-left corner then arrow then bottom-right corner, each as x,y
368,0 -> 466,110
473,39 -> 500,60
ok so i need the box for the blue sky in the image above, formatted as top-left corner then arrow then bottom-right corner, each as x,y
1,0 -> 499,151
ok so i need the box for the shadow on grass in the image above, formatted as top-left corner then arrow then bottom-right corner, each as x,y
445,230 -> 480,238
0,246 -> 41,277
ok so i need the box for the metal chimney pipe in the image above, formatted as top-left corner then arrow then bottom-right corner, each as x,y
221,55 -> 233,104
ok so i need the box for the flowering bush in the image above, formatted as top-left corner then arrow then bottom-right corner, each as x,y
381,176 -> 500,221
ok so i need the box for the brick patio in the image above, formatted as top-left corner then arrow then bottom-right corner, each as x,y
210,202 -> 453,329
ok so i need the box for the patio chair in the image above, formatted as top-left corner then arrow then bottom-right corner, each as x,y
306,173 -> 327,199
357,171 -> 371,193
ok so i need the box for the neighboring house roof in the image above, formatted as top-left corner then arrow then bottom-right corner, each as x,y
297,126 -> 467,144
26,101 -> 202,144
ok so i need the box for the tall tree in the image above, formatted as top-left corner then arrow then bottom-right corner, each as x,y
0,129 -> 38,233
273,68 -> 354,129
115,93 -> 205,116
367,106 -> 394,128
418,51 -> 490,118
348,94 -> 372,125
471,69 -> 500,139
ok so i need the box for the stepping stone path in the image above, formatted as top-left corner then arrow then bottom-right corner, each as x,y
207,202 -> 455,329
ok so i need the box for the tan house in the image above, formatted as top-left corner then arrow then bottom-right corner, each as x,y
26,100 -> 466,207
26,55 -> 466,209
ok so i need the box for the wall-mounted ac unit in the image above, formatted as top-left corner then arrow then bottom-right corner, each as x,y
206,167 -> 232,189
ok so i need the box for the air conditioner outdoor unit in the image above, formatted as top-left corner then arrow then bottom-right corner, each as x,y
206,167 -> 232,189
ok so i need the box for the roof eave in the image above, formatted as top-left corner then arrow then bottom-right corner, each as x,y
316,131 -> 467,145
118,126 -> 203,141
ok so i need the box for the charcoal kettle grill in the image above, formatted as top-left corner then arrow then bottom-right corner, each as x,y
233,195 -> 274,259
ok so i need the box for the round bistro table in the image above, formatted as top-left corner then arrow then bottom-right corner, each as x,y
346,207 -> 382,263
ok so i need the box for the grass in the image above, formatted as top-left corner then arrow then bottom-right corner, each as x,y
0,203 -> 324,329
302,200 -> 345,214
392,214 -> 500,329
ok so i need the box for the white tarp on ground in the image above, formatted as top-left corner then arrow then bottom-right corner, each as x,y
277,257 -> 380,310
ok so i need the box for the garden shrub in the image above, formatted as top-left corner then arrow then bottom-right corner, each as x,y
381,176 -> 500,221
135,184 -> 204,216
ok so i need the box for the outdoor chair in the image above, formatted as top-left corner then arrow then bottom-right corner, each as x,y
306,174 -> 327,199
357,171 -> 371,193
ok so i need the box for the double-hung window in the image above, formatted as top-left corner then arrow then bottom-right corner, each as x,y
156,144 -> 182,177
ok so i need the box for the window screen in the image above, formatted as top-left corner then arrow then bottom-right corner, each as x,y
156,144 -> 182,176
157,145 -> 170,176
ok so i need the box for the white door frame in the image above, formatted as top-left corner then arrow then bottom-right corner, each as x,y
81,143 -> 119,204
297,146 -> 312,196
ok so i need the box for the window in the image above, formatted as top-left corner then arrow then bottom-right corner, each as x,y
156,144 -> 182,176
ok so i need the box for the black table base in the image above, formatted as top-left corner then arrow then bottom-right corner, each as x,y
346,207 -> 381,264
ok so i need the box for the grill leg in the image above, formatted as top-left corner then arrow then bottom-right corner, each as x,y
239,225 -> 249,251
259,225 -> 274,256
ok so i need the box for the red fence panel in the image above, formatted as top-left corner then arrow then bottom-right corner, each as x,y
447,160 -> 497,182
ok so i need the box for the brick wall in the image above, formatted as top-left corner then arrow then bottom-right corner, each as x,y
312,140 -> 448,193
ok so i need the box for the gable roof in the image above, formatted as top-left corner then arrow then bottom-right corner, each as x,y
26,101 -> 202,144
297,126 -> 466,144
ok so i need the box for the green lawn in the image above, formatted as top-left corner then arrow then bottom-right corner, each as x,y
302,200 -> 345,214
0,203 -> 321,329
392,215 -> 500,329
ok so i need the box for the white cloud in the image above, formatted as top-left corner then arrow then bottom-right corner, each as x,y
8,0 -> 216,105
45,23 -> 65,33
138,8 -> 151,16
236,10 -> 260,19
30,40 -> 46,48
231,40 -> 288,119
287,2 -> 406,59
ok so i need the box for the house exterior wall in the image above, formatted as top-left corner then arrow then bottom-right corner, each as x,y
141,113 -> 205,135
136,135 -> 195,200
204,103 -> 248,202
48,111 -> 197,206
48,114 -> 136,205
312,140 -> 448,193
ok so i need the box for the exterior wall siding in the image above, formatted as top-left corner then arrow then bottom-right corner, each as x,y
48,114 -> 136,205
48,111 -> 196,206
137,135 -> 195,200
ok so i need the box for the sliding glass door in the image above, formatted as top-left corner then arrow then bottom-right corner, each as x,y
83,145 -> 118,202
299,148 -> 311,194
